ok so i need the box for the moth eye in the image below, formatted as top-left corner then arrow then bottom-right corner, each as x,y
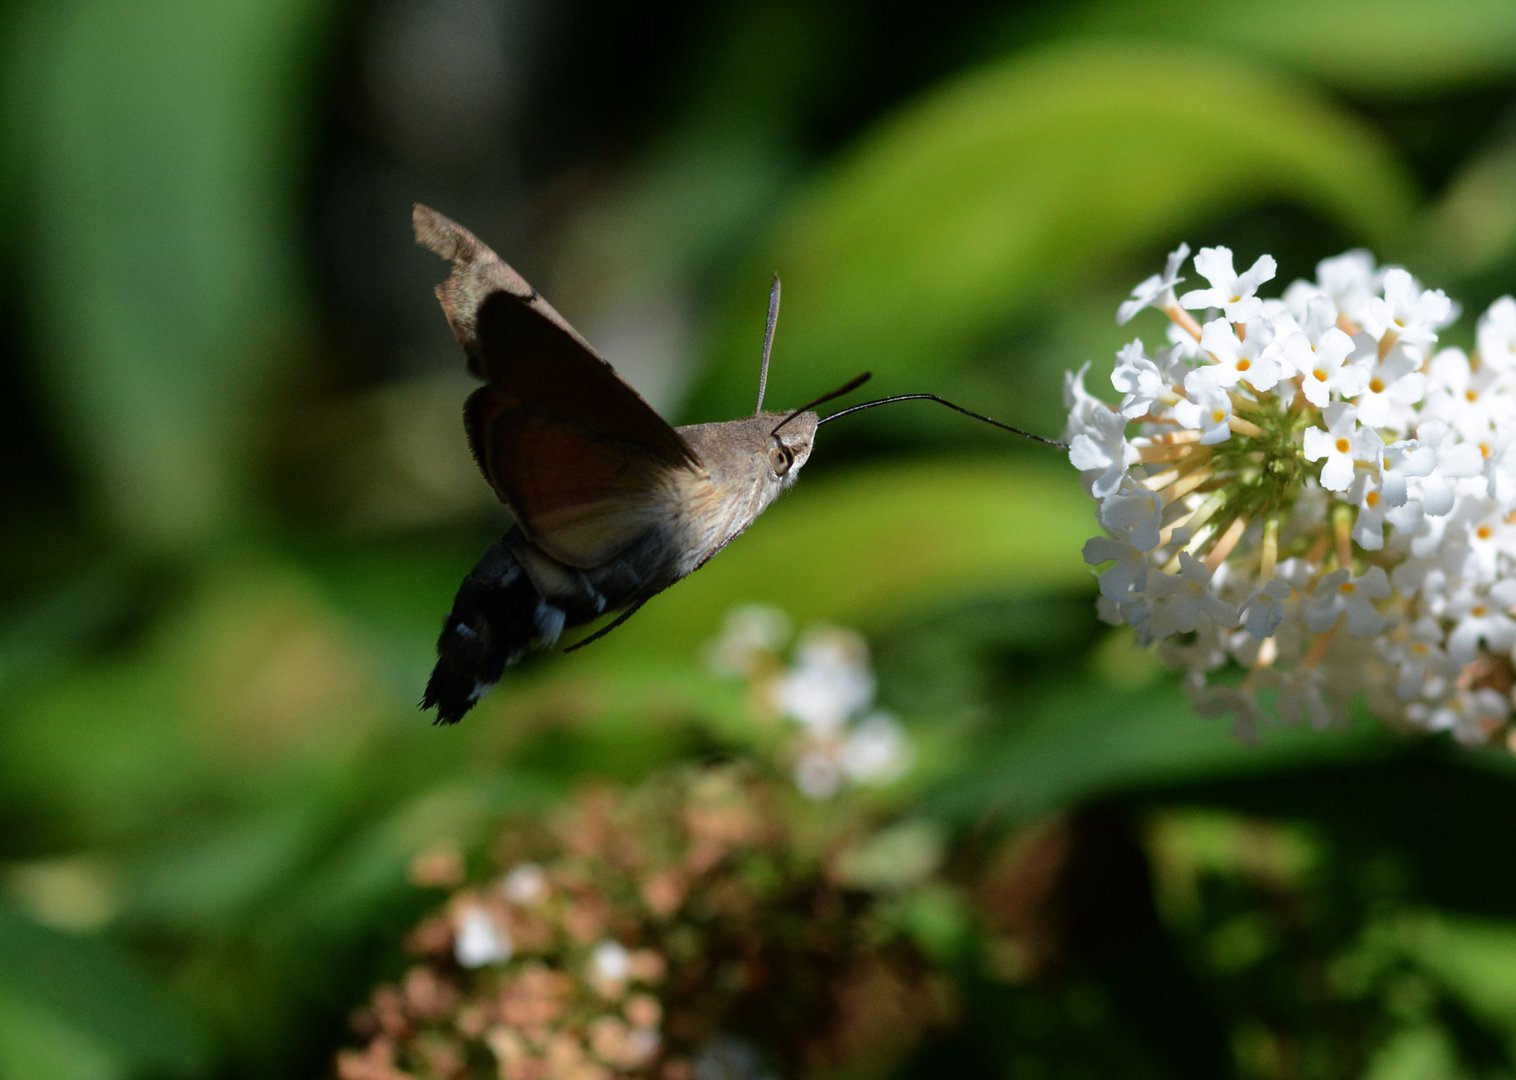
769,444 -> 794,476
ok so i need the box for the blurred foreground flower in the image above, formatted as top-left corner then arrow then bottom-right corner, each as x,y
1072,244 -> 1516,744
336,764 -> 953,1079
706,606 -> 913,799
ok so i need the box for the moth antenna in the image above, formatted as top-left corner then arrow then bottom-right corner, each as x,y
754,274 -> 781,413
771,371 -> 872,436
819,393 -> 1068,449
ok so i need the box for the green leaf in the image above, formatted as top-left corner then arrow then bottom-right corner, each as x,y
924,682 -> 1396,828
1007,0 -> 1516,94
1417,130 -> 1516,281
0,901 -> 202,1075
686,41 -> 1416,423
1,0 -> 331,546
570,455 -> 1090,665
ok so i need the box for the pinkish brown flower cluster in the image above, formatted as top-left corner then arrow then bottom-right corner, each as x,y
336,765 -> 953,1079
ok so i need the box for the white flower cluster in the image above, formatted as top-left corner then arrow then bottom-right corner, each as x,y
707,606 -> 913,798
1070,243 -> 1516,745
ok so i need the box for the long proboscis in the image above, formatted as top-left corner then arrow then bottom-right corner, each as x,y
770,371 -> 873,436
819,392 -> 1068,449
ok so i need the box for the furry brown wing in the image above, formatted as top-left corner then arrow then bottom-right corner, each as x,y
413,203 -> 697,475
466,391 -> 691,568
415,205 -> 703,566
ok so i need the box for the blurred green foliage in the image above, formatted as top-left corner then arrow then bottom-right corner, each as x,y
4,0 -> 1516,1076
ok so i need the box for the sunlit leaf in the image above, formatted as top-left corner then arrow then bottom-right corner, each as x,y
573,456 -> 1089,664
687,41 -> 1416,422
1004,0 -> 1516,93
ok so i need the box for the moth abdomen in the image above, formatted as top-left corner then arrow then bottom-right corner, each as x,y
423,538 -> 566,724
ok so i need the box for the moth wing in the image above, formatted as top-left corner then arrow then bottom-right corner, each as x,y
467,390 -> 698,567
415,204 -> 704,567
413,204 -> 697,473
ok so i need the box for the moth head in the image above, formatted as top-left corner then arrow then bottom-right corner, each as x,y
768,412 -> 818,487
761,370 -> 869,487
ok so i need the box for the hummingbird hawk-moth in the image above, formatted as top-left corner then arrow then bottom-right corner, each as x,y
413,204 -> 1059,723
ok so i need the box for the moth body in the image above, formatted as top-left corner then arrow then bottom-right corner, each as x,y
414,205 -> 819,723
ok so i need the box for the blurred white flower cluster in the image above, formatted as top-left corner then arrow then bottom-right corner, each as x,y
707,606 -> 912,798
1070,243 -> 1516,745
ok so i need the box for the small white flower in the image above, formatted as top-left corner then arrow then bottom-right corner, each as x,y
1382,617 -> 1457,700
1354,341 -> 1426,428
1365,267 -> 1456,348
705,605 -> 791,676
1347,473 -> 1390,551
1118,242 -> 1191,325
1406,419 -> 1482,516
1200,317 -> 1282,392
1378,439 -> 1436,509
1084,536 -> 1148,601
1173,371 -> 1234,445
590,939 -> 631,985
1442,579 -> 1516,664
711,609 -> 916,797
1406,687 -> 1511,746
1461,502 -> 1516,578
1463,421 -> 1516,511
454,904 -> 512,968
841,712 -> 913,784
1097,480 -> 1163,551
1313,249 -> 1379,317
1068,403 -> 1138,495
1179,246 -> 1277,322
777,629 -> 874,733
1062,360 -> 1101,435
1111,340 -> 1169,418
1285,322 -> 1364,407
1145,553 -> 1237,638
794,748 -> 843,800
1241,578 -> 1293,639
1423,347 -> 1510,440
1304,566 -> 1390,635
501,862 -> 548,905
1303,403 -> 1381,492
1476,296 -> 1516,372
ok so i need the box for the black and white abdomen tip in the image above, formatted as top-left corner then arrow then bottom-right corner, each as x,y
422,539 -> 567,724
